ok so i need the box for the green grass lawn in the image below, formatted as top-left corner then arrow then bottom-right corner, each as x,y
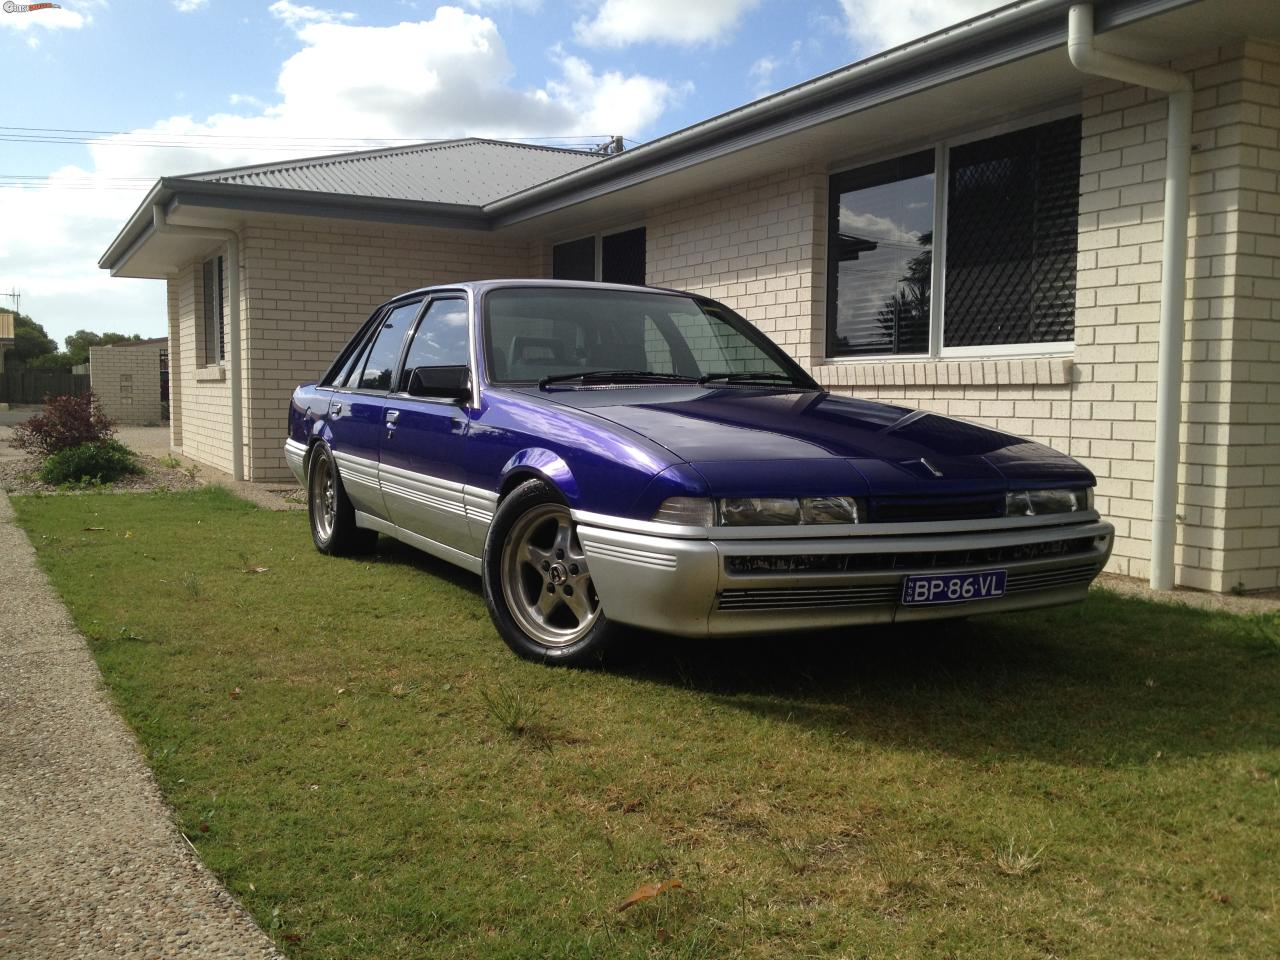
12,487 -> 1280,959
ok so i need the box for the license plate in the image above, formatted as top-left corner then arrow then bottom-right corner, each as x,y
901,569 -> 1007,606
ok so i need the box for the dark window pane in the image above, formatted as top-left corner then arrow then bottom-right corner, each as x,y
201,257 -> 224,364
552,236 -> 596,280
358,300 -> 419,391
400,299 -> 469,389
828,152 -> 934,357
945,115 -> 1082,347
602,227 -> 646,285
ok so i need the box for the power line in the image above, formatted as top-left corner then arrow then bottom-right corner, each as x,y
0,127 -> 629,153
1,125 -> 626,142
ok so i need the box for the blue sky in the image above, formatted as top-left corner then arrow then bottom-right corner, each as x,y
0,0 -> 1000,345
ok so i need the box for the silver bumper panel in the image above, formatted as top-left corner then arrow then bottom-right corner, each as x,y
577,519 -> 1115,638
284,439 -> 307,485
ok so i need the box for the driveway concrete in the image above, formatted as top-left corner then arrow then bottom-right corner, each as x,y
0,490 -> 282,959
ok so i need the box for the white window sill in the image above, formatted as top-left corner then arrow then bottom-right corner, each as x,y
812,354 -> 1072,388
194,365 -> 226,383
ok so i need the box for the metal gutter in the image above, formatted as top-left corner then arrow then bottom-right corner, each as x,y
1067,2 -> 1192,591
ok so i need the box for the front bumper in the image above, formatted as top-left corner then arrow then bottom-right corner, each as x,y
576,515 -> 1115,638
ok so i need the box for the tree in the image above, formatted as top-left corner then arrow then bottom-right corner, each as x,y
876,232 -> 932,354
6,313 -> 58,365
64,329 -> 142,366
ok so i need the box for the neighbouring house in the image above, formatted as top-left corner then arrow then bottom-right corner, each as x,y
100,0 -> 1280,594
88,337 -> 168,426
0,310 -> 13,373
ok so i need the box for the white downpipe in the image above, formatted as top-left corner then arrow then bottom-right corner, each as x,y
1067,3 -> 1191,591
152,205 -> 244,481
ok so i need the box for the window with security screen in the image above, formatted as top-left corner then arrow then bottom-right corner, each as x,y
944,115 -> 1082,348
825,113 -> 1082,359
201,256 -> 225,365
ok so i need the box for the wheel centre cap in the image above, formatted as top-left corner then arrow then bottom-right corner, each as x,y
548,563 -> 568,585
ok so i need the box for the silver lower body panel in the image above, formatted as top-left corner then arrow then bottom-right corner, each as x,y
577,520 -> 1115,638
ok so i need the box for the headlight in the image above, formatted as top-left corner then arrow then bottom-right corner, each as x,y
1006,488 -> 1091,517
719,497 -> 802,526
651,497 -> 716,526
653,496 -> 862,526
719,496 -> 863,525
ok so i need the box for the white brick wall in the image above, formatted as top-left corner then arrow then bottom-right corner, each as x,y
88,340 -> 165,426
647,165 -> 827,367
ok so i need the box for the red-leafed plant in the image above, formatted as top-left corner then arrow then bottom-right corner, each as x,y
11,392 -> 116,457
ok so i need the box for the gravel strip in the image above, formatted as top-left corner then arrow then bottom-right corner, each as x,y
0,491 -> 283,959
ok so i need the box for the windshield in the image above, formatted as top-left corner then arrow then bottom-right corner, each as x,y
482,287 -> 807,386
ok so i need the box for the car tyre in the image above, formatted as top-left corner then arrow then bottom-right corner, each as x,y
307,444 -> 378,556
483,479 -> 620,666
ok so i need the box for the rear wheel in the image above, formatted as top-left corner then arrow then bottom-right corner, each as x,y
307,444 -> 377,555
483,479 -> 619,665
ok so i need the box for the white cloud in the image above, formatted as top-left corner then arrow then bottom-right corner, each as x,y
838,209 -> 923,246
839,0 -> 1006,52
748,55 -> 777,89
574,0 -> 759,48
461,0 -> 539,8
268,0 -> 356,29
2,5 -> 681,343
173,0 -> 209,12
0,2 -> 87,30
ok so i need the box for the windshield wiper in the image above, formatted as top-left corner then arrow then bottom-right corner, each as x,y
538,369 -> 698,390
697,371 -> 798,386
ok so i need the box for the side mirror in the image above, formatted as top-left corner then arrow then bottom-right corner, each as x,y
406,365 -> 471,403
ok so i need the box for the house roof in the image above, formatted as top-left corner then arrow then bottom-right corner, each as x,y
184,138 -> 602,206
102,0 -> 1268,277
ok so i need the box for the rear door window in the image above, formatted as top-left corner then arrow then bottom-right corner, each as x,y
356,300 -> 421,391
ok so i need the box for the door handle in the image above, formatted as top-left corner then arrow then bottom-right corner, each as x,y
386,410 -> 400,424
331,401 -> 343,417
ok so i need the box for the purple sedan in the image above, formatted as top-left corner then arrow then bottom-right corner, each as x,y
287,281 -> 1113,665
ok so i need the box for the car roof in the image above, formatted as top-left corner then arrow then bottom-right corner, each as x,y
383,278 -> 700,305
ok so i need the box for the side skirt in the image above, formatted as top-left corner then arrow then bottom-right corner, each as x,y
354,511 -> 483,575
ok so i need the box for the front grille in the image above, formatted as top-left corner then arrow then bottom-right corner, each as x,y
715,561 -> 1100,612
724,536 -> 1097,576
869,495 -> 1006,523
718,584 -> 900,611
1005,563 -> 1099,593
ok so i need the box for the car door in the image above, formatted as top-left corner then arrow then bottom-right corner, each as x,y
327,298 -> 421,520
378,295 -> 475,553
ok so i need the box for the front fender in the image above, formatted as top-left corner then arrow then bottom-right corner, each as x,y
500,448 -> 580,503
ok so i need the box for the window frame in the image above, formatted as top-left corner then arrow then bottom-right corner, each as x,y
392,294 -> 472,401
825,104 -> 1082,363
550,223 -> 647,284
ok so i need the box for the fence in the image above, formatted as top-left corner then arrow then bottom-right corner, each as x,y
0,368 -> 90,405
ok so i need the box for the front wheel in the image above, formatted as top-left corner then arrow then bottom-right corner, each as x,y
483,479 -> 620,666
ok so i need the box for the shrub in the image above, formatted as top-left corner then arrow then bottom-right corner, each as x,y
12,392 -> 115,457
39,440 -> 142,486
